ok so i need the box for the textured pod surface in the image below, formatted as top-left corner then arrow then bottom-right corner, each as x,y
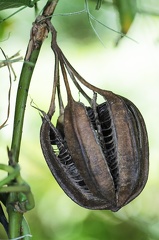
63,94 -> 149,210
40,115 -> 115,210
40,90 -> 149,211
38,17 -> 149,211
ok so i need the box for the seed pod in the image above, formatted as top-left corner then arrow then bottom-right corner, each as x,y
63,91 -> 149,211
40,26 -> 149,211
40,89 -> 149,211
40,113 -> 114,210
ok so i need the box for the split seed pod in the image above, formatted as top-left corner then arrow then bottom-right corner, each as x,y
62,91 -> 149,211
40,90 -> 149,211
40,27 -> 149,211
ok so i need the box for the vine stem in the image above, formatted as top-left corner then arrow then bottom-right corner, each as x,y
11,0 -> 58,164
7,0 -> 59,239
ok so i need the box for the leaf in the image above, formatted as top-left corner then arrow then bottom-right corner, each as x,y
113,0 -> 137,34
96,0 -> 102,10
0,0 -> 38,10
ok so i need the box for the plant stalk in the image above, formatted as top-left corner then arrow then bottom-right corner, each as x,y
7,0 -> 59,238
11,0 -> 59,164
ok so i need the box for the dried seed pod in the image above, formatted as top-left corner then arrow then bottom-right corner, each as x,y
40,92 -> 148,211
63,92 -> 149,211
40,113 -> 115,210
40,25 -> 149,211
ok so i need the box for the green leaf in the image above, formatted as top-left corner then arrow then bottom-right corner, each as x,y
0,0 -> 38,10
96,0 -> 102,10
113,0 -> 137,34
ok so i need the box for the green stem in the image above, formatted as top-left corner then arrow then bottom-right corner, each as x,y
10,0 -> 59,164
7,0 -> 59,238
10,50 -> 41,164
7,193 -> 24,238
8,211 -> 23,239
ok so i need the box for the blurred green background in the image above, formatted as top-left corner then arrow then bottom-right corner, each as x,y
1,0 -> 159,239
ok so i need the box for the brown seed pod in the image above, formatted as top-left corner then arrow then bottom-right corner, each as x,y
40,90 -> 149,211
40,112 -> 116,210
62,91 -> 149,211
40,24 -> 149,211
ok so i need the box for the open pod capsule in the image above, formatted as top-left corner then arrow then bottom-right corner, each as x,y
40,25 -> 149,211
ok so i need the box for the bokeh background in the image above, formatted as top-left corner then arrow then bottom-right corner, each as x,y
1,0 -> 159,239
